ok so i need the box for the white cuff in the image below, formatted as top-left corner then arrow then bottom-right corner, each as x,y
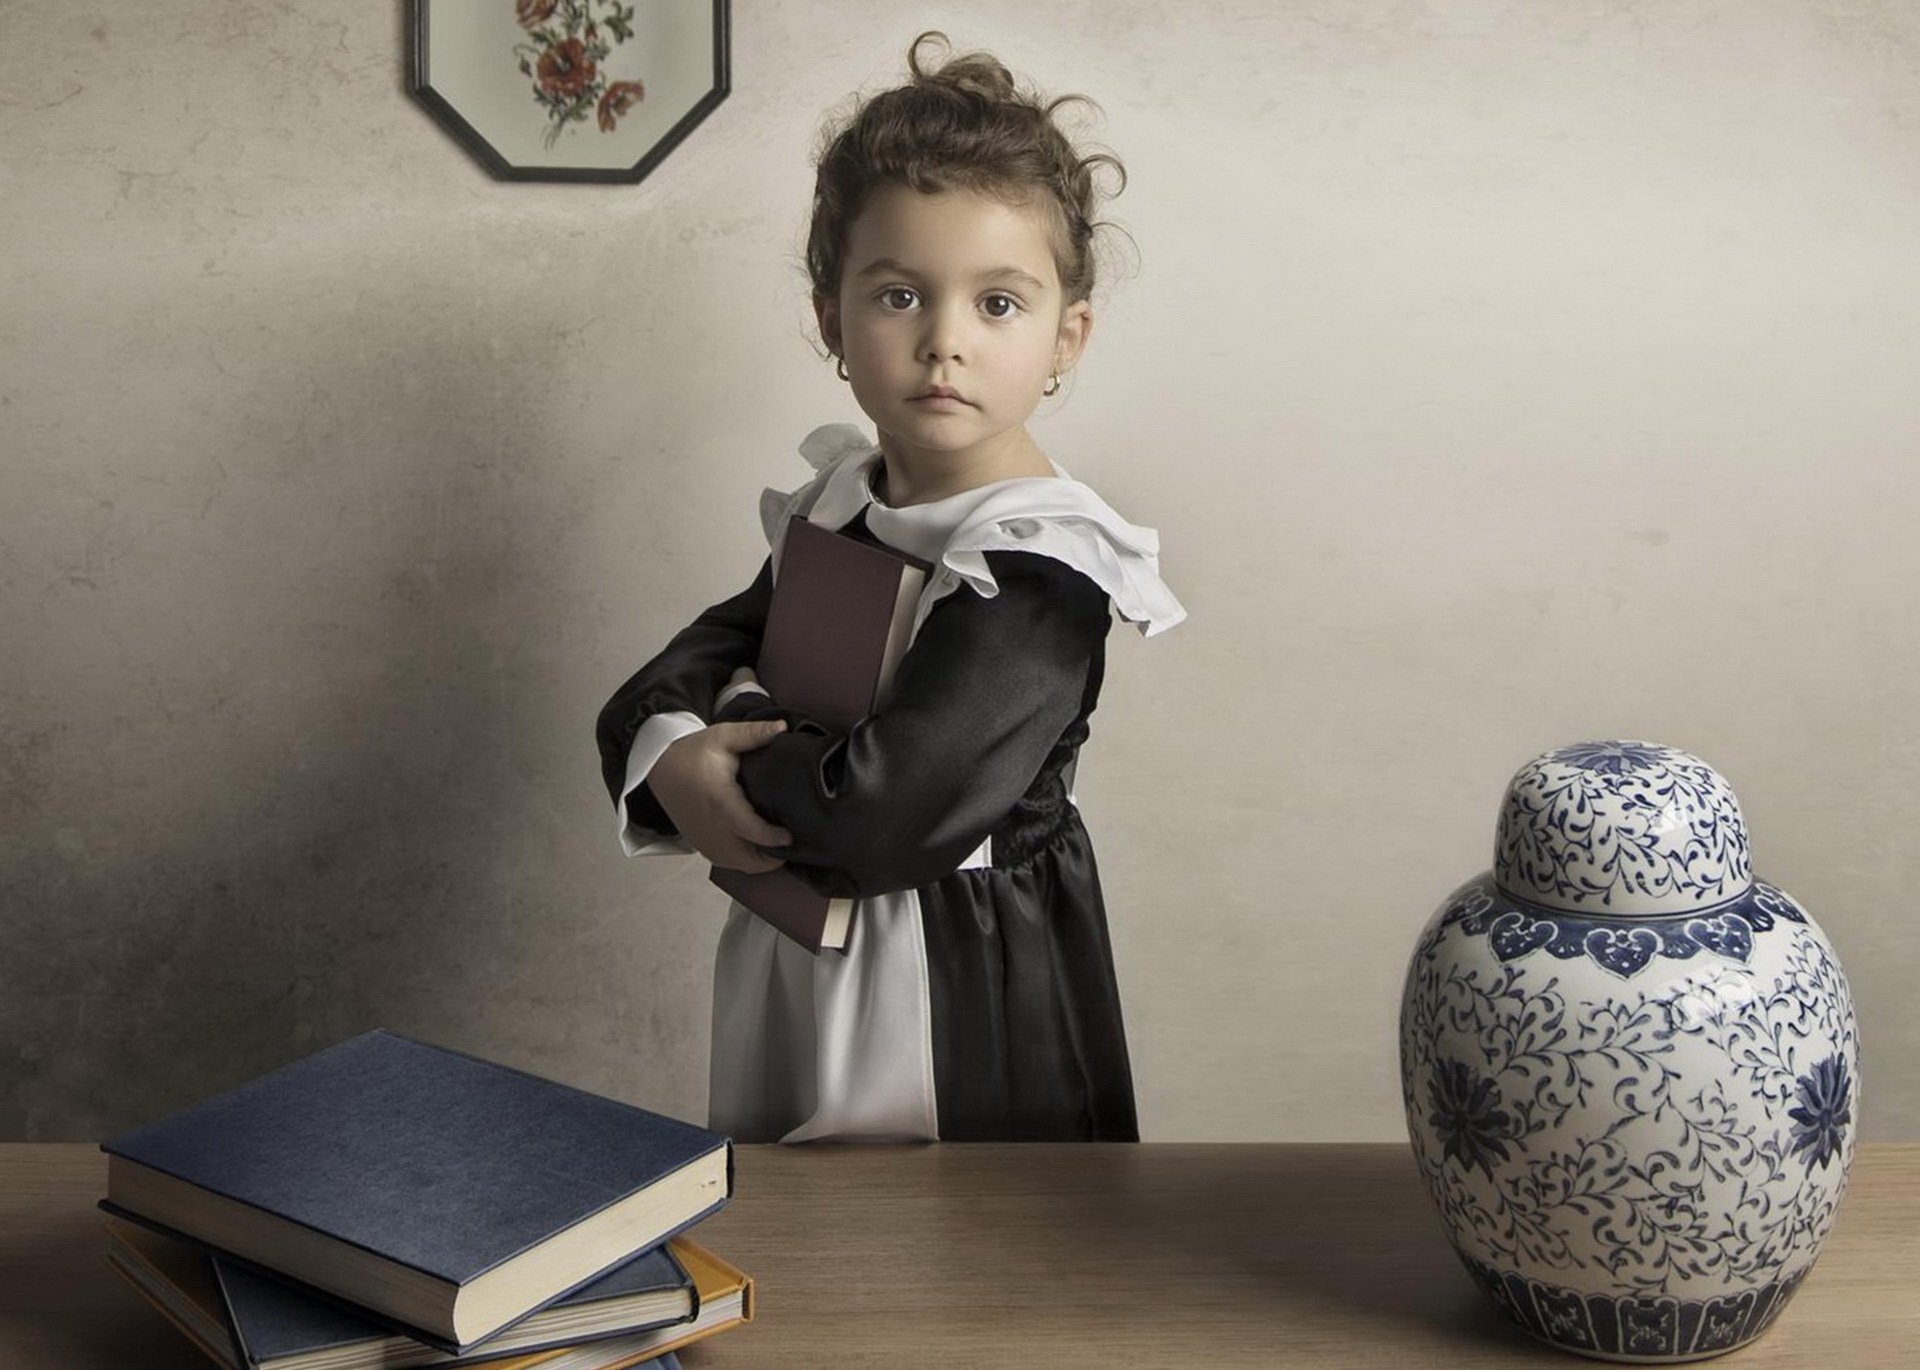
713,680 -> 771,715
617,711 -> 708,856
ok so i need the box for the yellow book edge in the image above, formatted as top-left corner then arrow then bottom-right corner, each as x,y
584,1234 -> 756,1370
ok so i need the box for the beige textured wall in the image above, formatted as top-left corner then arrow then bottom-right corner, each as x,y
3,1 -> 1915,1141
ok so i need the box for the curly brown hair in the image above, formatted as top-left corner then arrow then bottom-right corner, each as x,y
806,32 -> 1125,310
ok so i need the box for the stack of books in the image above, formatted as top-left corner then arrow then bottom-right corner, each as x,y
98,1030 -> 756,1370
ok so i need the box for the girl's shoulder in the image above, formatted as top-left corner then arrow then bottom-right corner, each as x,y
934,475 -> 1187,638
762,425 -> 1187,639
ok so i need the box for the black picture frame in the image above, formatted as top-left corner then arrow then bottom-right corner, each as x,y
408,1 -> 730,184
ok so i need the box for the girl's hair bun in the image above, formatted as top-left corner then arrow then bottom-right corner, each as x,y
806,31 -> 1126,307
907,32 -> 1018,104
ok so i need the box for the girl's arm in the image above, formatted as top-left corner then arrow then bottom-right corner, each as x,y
595,556 -> 773,849
719,550 -> 1110,898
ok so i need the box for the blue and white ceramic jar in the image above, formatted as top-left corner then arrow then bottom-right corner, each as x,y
1399,741 -> 1859,1362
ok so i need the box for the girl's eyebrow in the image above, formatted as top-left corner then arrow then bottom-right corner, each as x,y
853,258 -> 1049,293
981,266 -> 1049,293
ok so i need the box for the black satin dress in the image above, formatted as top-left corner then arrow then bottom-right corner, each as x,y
597,506 -> 1138,1142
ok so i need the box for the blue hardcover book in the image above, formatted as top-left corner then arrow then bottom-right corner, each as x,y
218,1244 -> 694,1370
99,1030 -> 732,1353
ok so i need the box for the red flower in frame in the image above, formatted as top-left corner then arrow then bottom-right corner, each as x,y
597,80 -> 645,132
536,38 -> 596,101
516,0 -> 560,27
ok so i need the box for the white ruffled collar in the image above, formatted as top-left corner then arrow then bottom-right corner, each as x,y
761,425 -> 1186,638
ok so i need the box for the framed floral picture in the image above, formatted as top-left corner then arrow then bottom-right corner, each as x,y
409,1 -> 730,183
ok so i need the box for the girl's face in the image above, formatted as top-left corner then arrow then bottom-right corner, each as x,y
818,183 -> 1091,473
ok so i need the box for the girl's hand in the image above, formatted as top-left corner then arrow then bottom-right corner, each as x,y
649,721 -> 794,873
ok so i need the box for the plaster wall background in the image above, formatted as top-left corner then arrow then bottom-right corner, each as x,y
3,0 -> 1915,1140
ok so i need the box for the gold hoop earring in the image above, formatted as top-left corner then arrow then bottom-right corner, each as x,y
1043,371 -> 1062,397
835,356 -> 850,382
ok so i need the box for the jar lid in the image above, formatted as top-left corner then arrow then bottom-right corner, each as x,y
1493,741 -> 1753,916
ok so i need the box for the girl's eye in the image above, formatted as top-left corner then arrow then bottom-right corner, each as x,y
981,293 -> 1022,319
878,287 -> 919,311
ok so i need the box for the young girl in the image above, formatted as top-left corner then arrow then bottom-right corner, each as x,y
597,34 -> 1184,1143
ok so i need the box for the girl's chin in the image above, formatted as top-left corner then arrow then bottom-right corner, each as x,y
878,418 -> 1006,453
897,417 -> 989,443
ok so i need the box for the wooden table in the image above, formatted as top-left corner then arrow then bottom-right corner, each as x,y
2,1144 -> 1913,1368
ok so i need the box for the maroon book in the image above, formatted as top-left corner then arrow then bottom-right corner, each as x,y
709,516 -> 931,953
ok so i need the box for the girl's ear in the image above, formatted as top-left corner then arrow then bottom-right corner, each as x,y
1054,298 -> 1094,376
814,294 -> 842,357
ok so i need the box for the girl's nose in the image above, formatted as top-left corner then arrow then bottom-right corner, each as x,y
920,305 -> 964,363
